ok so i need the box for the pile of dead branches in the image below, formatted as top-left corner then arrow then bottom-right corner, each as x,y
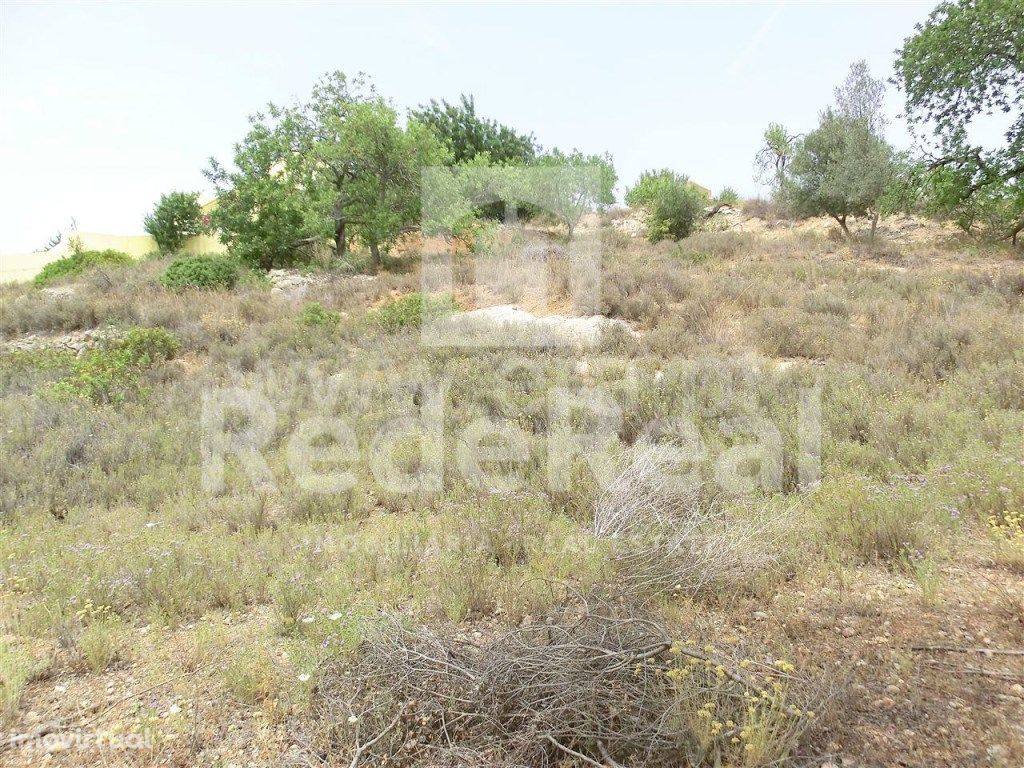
309,591 -> 820,767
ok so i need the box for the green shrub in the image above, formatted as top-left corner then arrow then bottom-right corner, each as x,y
144,191 -> 207,252
299,302 -> 341,329
370,292 -> 460,333
53,327 -> 179,404
717,187 -> 740,206
625,170 -> 706,242
33,249 -> 133,288
161,255 -> 240,290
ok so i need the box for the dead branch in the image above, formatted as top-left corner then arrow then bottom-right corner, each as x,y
911,645 -> 1024,657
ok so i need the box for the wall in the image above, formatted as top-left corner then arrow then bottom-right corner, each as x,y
0,231 -> 227,284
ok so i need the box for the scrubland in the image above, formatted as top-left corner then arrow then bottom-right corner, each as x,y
1,216 -> 1022,767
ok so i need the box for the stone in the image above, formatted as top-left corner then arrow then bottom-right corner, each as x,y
443,304 -> 637,348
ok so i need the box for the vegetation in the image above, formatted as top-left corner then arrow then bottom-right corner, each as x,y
32,248 -> 133,287
52,326 -> 179,404
784,112 -> 894,238
753,123 -> 798,191
626,169 -> 707,241
299,301 -> 341,328
160,254 -> 241,290
532,149 -> 617,237
207,71 -> 448,270
410,94 -> 537,166
143,191 -> 206,252
3,221 -> 1021,766
894,0 -> 1024,242
369,292 -> 460,332
3,9 -> 1023,764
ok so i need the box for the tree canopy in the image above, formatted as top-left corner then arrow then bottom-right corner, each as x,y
144,191 -> 205,253
894,0 -> 1024,242
626,170 -> 706,242
784,112 -> 894,238
206,72 -> 447,270
410,94 -> 537,166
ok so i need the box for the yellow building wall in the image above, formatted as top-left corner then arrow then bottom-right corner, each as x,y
0,231 -> 227,284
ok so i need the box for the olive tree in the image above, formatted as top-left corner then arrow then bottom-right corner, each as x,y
532,149 -> 616,238
784,112 -> 894,239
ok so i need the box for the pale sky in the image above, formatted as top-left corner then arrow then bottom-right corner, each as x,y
1,0 -> 942,253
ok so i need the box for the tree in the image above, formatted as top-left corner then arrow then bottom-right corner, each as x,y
206,71 -> 448,270
626,170 -> 706,242
784,112 -> 894,239
532,149 -> 616,238
834,59 -> 888,136
754,123 -> 798,189
144,191 -> 205,253
410,94 -> 537,166
894,0 -> 1024,243
412,96 -> 542,223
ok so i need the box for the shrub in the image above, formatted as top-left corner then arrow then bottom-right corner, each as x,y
0,642 -> 34,724
813,477 -> 933,562
370,292 -> 460,333
626,170 -> 706,242
299,301 -> 341,329
78,618 -> 122,673
717,187 -> 740,206
161,254 -> 240,290
33,249 -> 133,288
224,646 -> 279,703
144,191 -> 206,252
53,327 -> 179,404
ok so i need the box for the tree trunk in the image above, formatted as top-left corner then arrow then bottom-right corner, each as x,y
334,219 -> 346,257
869,211 -> 879,242
504,201 -> 519,226
832,214 -> 852,239
369,242 -> 381,272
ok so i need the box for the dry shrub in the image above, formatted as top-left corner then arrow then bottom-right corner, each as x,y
594,445 -> 789,602
612,513 -> 787,603
593,444 -> 700,538
311,595 -> 825,767
741,197 -> 789,220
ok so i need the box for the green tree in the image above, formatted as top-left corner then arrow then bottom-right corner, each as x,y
894,0 -> 1024,243
410,94 -> 537,165
784,112 -> 894,239
532,149 -> 616,238
626,170 -> 706,242
144,191 -> 205,253
206,71 -> 448,270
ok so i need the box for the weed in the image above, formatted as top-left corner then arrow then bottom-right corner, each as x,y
369,292 -> 460,332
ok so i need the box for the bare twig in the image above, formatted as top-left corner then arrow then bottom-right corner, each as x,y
912,645 -> 1024,657
348,706 -> 406,768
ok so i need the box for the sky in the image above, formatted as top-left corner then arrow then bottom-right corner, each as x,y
0,0 -> 944,253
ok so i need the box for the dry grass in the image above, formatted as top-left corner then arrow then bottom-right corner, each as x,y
0,224 -> 1021,767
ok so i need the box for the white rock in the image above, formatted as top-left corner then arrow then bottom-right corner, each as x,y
442,304 -> 636,348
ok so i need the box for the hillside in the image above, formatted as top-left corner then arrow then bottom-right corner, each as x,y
1,215 -> 1022,767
